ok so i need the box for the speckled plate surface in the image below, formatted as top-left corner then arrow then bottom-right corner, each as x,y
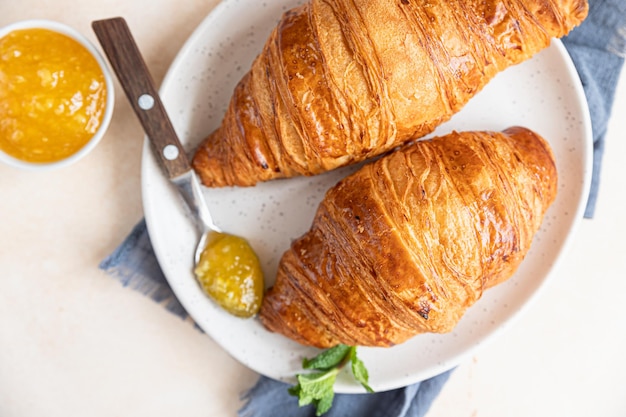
142,0 -> 592,393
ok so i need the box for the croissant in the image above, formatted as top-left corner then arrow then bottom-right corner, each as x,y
192,0 -> 585,187
258,127 -> 557,348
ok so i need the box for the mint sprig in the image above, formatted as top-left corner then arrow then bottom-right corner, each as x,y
289,344 -> 374,416
349,346 -> 373,393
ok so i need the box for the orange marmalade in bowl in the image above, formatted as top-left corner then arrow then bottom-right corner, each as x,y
0,21 -> 113,169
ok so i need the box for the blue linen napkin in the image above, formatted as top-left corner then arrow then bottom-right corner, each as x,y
100,1 -> 625,416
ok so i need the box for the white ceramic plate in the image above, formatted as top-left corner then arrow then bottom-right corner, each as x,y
142,0 -> 592,393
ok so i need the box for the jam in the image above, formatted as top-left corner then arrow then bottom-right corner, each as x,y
0,28 -> 107,163
194,232 -> 264,318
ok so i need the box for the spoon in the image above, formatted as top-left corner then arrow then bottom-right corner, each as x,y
92,17 -> 264,317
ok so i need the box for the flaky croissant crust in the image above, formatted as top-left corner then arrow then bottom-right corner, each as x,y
192,0 -> 586,187
259,127 -> 557,348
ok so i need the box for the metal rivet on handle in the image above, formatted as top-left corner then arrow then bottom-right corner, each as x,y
163,144 -> 179,160
138,94 -> 154,110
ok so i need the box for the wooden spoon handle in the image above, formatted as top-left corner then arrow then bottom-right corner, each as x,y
92,17 -> 190,179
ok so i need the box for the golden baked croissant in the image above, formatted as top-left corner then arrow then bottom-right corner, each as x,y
259,127 -> 557,348
192,0 -> 586,187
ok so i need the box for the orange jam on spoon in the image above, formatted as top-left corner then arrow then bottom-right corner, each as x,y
0,28 -> 107,163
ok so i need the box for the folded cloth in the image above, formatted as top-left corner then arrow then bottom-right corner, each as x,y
100,1 -> 624,416
238,370 -> 452,417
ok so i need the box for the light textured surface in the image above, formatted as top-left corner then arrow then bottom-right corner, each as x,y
1,1 -> 625,416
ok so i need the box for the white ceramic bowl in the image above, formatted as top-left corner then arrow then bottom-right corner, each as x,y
0,19 -> 114,171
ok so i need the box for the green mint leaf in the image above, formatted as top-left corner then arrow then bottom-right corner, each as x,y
289,345 -> 374,415
303,344 -> 351,370
314,390 -> 335,416
287,383 -> 301,397
350,346 -> 374,393
297,368 -> 339,398
290,368 -> 339,415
